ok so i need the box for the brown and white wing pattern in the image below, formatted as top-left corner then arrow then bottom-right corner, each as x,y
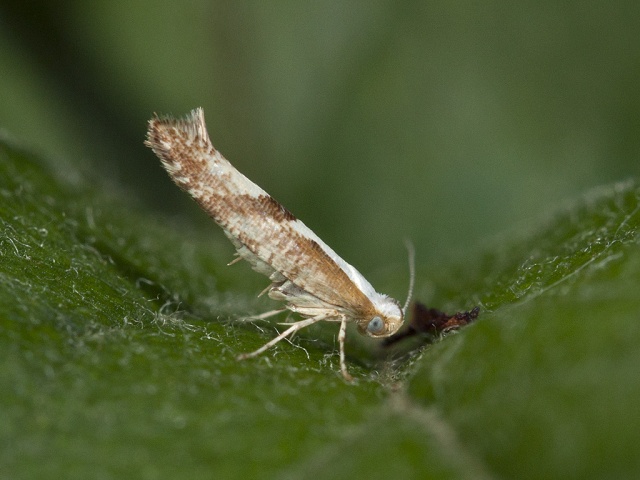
145,108 -> 403,380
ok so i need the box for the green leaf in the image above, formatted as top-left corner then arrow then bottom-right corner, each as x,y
407,181 -> 640,479
1,136 -> 639,479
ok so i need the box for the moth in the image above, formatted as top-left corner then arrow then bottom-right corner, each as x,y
145,108 -> 412,380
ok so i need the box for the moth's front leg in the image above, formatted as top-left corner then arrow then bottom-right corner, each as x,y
236,313 -> 330,362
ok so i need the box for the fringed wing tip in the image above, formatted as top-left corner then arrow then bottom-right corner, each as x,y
145,108 -> 207,147
144,108 -> 209,169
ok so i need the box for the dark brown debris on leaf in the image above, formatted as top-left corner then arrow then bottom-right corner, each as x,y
382,302 -> 480,347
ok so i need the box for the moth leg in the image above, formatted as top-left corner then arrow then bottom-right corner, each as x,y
338,318 -> 353,382
257,284 -> 272,297
227,255 -> 243,266
237,314 -> 329,361
245,309 -> 287,321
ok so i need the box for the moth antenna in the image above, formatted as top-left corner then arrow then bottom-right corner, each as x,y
402,238 -> 416,316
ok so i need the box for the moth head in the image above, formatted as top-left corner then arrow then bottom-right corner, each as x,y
357,296 -> 404,338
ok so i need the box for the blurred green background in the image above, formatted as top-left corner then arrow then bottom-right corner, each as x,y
1,1 -> 639,278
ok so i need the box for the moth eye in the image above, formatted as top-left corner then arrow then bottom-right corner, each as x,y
367,316 -> 384,334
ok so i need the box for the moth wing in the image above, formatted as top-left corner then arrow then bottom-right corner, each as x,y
223,229 -> 285,283
146,109 -> 376,318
